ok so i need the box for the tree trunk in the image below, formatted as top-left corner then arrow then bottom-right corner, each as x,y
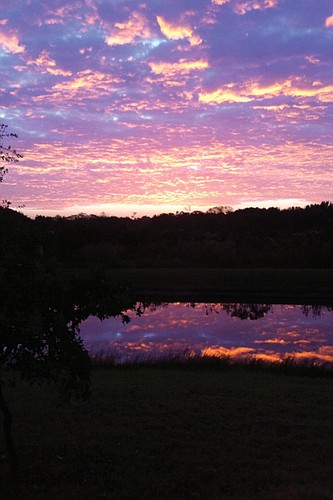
0,375 -> 19,477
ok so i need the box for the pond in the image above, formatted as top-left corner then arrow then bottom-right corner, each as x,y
79,302 -> 333,365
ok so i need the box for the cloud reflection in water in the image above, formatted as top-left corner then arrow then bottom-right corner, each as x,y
79,303 -> 333,364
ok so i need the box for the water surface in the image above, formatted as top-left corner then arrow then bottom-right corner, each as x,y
80,303 -> 333,364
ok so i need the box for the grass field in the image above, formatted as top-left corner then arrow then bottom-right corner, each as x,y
1,268 -> 332,498
1,365 -> 333,499
101,267 -> 333,303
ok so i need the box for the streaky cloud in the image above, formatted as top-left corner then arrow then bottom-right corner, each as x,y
0,0 -> 332,216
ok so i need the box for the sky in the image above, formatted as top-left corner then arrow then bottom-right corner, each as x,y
1,0 -> 333,218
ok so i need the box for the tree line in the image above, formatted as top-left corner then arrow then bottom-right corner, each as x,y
30,202 -> 333,268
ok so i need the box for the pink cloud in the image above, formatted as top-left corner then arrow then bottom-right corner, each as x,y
211,0 -> 279,13
105,11 -> 151,46
199,78 -> 333,104
156,15 -> 202,46
234,0 -> 279,14
27,50 -> 72,76
325,14 -> 333,28
0,30 -> 25,53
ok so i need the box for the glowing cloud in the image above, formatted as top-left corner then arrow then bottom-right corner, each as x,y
0,30 -> 24,53
33,70 -> 122,102
211,0 -> 278,13
105,11 -> 151,46
156,15 -> 202,46
199,86 -> 251,103
200,79 -> 333,104
27,50 -> 72,76
234,0 -> 279,14
149,59 -> 208,76
325,14 -> 333,28
212,0 -> 230,5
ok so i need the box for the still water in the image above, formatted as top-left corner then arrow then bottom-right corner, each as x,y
79,303 -> 333,364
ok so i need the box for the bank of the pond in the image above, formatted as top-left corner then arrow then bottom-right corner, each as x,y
92,267 -> 333,303
2,365 -> 333,499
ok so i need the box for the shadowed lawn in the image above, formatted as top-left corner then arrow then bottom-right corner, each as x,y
2,366 -> 332,499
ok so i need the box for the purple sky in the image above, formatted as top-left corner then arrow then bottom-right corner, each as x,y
1,0 -> 333,217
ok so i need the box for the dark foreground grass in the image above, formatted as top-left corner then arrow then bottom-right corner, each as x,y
1,364 -> 332,499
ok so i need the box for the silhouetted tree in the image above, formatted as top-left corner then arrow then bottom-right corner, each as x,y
0,127 -> 136,484
206,205 -> 233,214
0,123 -> 23,182
0,214 -> 136,481
223,303 -> 272,320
